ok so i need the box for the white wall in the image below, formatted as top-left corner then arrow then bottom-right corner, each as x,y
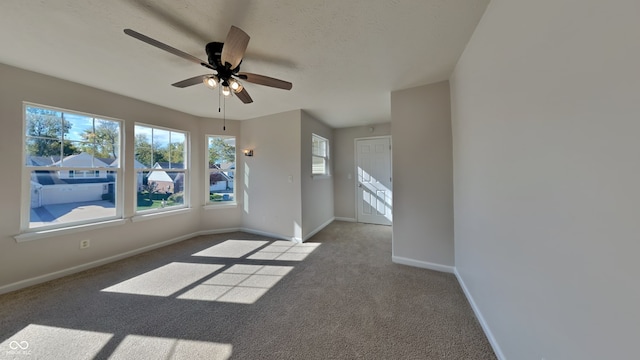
300,111 -> 334,239
391,81 -> 454,271
0,62 -> 341,291
199,117 -> 244,231
239,110 -> 303,240
451,0 -> 640,358
333,123 -> 391,221
0,63 -> 244,289
0,64 -> 340,292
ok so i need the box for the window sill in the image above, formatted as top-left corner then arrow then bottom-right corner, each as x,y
204,202 -> 238,210
312,174 -> 331,180
15,218 -> 128,243
131,207 -> 192,223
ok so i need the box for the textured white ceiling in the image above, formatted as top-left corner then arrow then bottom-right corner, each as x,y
0,0 -> 488,128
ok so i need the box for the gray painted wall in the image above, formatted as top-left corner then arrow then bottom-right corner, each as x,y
391,81 -> 454,270
451,0 -> 640,358
0,63 -> 236,288
199,118 -> 243,228
332,123 -> 391,221
300,111 -> 334,239
239,110 -> 303,240
0,64 -> 339,291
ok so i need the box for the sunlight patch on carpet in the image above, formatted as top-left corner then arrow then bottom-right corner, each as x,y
247,241 -> 321,261
177,265 -> 294,304
192,240 -> 268,258
101,262 -> 223,297
109,335 -> 232,360
0,324 -> 112,359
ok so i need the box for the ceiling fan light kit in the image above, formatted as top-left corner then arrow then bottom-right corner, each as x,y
203,75 -> 219,89
123,25 -> 292,105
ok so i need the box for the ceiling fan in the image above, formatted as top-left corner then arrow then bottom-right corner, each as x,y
123,26 -> 292,104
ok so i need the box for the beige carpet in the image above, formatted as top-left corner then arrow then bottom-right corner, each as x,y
0,221 -> 496,359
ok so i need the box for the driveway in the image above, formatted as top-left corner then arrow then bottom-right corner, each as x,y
30,200 -> 116,228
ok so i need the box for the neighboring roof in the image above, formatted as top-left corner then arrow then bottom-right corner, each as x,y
147,165 -> 173,182
96,157 -> 117,166
210,172 -> 232,182
174,173 -> 185,184
154,162 -> 184,169
32,171 -> 115,185
51,153 -> 110,167
27,154 -> 124,168
26,156 -> 61,166
133,159 -> 146,168
216,162 -> 235,171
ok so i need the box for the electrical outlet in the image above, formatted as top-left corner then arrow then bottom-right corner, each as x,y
80,239 -> 90,249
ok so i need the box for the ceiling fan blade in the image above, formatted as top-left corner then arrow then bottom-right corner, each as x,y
221,26 -> 250,70
124,29 -> 214,70
234,87 -> 253,104
172,75 -> 208,88
238,73 -> 293,90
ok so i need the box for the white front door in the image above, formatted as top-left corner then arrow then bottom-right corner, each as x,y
356,137 -> 392,225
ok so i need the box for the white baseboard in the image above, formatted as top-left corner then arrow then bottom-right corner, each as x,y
195,227 -> 241,236
334,217 -> 357,222
303,217 -> 335,242
0,231 -> 200,295
392,255 -> 455,273
1,226 -> 307,295
454,268 -> 506,360
239,227 -> 298,242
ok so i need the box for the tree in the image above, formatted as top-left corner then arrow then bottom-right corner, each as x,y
152,143 -> 168,165
62,141 -> 80,156
25,107 -> 73,157
143,181 -> 159,201
167,142 -> 185,165
81,120 -> 119,158
135,133 -> 170,167
135,133 -> 153,167
209,137 -> 236,166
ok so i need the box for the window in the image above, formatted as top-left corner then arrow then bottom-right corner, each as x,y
207,135 -> 236,204
134,124 -> 188,212
312,134 -> 330,176
66,170 -> 100,179
22,104 -> 122,231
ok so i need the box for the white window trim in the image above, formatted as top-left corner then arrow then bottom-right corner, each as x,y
131,207 -> 192,222
203,203 -> 238,210
15,219 -> 128,242
20,102 -> 125,234
312,133 -> 330,177
134,123 -> 190,214
205,134 -> 237,206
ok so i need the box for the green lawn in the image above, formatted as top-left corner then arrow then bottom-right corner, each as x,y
136,193 -> 178,211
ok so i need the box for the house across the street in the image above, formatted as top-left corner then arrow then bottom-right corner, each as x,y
28,153 -> 115,208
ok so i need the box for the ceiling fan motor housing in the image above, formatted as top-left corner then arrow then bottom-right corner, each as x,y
205,42 -> 224,70
206,41 -> 241,81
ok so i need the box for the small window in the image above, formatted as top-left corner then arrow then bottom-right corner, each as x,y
134,124 -> 188,213
207,135 -> 236,204
312,134 -> 329,176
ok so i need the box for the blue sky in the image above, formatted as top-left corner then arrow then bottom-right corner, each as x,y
135,125 -> 186,148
